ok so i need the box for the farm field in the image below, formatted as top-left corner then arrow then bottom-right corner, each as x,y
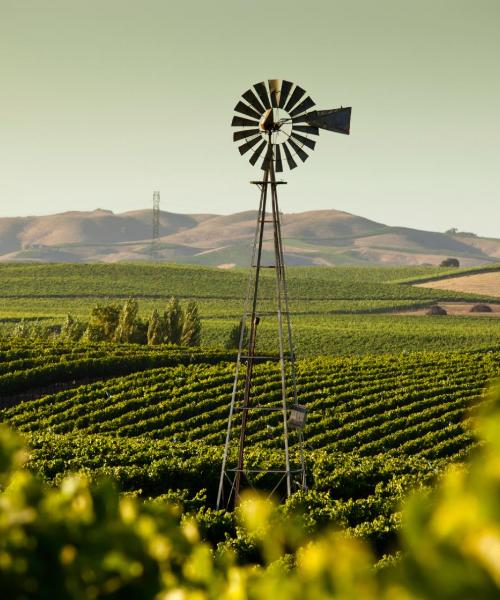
416,270 -> 500,297
1,263 -> 500,562
1,263 -> 500,356
2,341 -> 499,556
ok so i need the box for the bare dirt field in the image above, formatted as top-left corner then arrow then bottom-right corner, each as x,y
416,271 -> 500,297
396,302 -> 500,317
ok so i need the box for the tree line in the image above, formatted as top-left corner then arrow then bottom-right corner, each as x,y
11,297 -> 202,347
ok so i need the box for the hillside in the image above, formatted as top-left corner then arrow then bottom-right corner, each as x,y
0,208 -> 498,267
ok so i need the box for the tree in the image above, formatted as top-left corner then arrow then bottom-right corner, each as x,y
225,319 -> 248,350
147,309 -> 166,345
130,319 -> 148,345
180,301 -> 201,346
164,297 -> 183,345
83,303 -> 120,342
60,314 -> 86,342
11,319 -> 33,340
114,298 -> 139,343
11,319 -> 54,341
440,257 -> 460,268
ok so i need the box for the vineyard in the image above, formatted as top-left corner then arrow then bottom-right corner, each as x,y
1,262 -> 500,590
2,263 -> 500,356
1,340 -> 499,556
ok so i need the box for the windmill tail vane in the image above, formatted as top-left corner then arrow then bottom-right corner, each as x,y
217,79 -> 351,510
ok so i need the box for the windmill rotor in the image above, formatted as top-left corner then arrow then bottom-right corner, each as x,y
231,79 -> 351,172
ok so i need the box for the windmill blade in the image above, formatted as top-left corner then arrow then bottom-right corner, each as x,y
239,135 -> 262,156
268,79 -> 281,107
290,131 -> 316,151
289,96 -> 315,118
233,128 -> 261,142
284,85 -> 306,113
278,80 -> 293,108
234,101 -> 262,120
242,88 -> 266,114
249,139 -> 267,166
254,81 -> 271,110
231,116 -> 260,128
282,142 -> 297,170
293,124 -> 319,136
287,138 -> 309,162
305,107 -> 351,134
275,145 -> 284,172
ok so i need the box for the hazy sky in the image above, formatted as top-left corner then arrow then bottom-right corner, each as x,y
1,0 -> 499,237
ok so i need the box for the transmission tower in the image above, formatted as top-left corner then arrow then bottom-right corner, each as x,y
151,191 -> 160,260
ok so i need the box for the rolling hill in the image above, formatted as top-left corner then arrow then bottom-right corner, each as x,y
0,208 -> 498,267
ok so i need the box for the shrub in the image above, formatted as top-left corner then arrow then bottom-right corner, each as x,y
440,258 -> 460,267
426,305 -> 447,316
470,303 -> 493,313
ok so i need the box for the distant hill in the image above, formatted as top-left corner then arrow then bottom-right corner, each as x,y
0,208 -> 498,267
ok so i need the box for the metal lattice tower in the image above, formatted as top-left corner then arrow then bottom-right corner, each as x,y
216,80 -> 351,510
151,191 -> 160,260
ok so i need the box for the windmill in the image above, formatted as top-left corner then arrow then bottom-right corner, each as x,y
216,80 -> 351,509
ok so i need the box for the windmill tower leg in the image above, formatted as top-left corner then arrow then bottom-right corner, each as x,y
216,140 -> 306,510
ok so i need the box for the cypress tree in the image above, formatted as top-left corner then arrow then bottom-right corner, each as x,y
180,301 -> 201,346
164,297 -> 183,344
147,309 -> 166,345
114,298 -> 139,343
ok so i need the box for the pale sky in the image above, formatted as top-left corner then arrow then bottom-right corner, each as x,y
1,0 -> 499,237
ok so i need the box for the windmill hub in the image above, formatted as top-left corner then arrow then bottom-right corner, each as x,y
259,108 -> 293,143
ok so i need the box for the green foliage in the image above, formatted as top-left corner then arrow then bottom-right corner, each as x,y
2,385 -> 500,596
164,296 -> 183,344
1,262 -> 498,301
0,343 -> 234,397
147,309 -> 166,345
0,442 -> 201,598
113,298 -> 139,343
10,319 -> 55,342
181,301 -> 202,347
60,314 -> 86,342
84,303 -> 121,342
1,263 -> 500,356
11,318 -> 34,340
129,318 -> 148,345
1,343 -> 498,558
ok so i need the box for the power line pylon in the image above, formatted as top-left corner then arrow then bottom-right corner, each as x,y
151,191 -> 160,261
